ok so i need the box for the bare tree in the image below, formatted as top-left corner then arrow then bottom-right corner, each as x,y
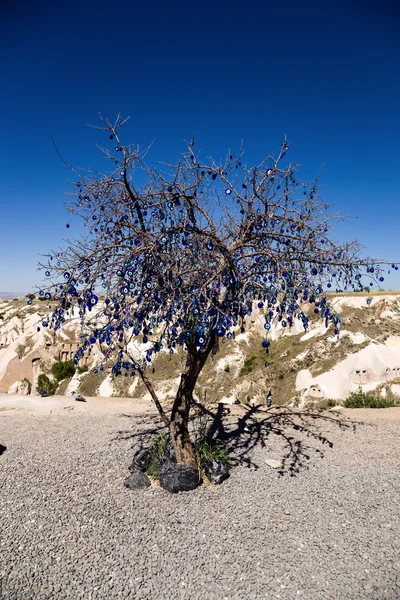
38,114 -> 391,467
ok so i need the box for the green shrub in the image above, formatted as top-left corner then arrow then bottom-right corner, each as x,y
77,365 -> 88,374
239,355 -> 257,376
344,388 -> 394,409
326,399 -> 339,407
310,398 -> 340,411
37,374 -> 57,395
194,433 -> 230,471
51,360 -> 76,382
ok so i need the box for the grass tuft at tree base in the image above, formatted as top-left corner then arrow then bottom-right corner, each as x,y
143,419 -> 230,480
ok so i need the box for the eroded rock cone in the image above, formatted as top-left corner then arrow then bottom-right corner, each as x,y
159,460 -> 200,493
124,469 -> 151,490
129,447 -> 150,472
204,460 -> 229,485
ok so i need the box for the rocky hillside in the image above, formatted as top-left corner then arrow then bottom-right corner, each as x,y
2,293 -> 400,406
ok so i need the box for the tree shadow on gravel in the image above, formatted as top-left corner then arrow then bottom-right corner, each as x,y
194,403 -> 368,476
113,405 -> 368,477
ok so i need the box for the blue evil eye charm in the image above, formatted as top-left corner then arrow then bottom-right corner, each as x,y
42,321 -> 48,327
225,189 -> 232,195
261,340 -> 269,348
379,277 -> 384,282
45,271 -> 50,277
45,292 -> 51,300
198,337 -> 205,344
63,272 -> 70,280
226,332 -> 233,339
27,300 -> 32,305
90,294 -> 98,305
311,268 -> 318,276
264,323 -> 271,330
281,321 -> 287,327
39,290 -> 44,297
367,298 -> 371,305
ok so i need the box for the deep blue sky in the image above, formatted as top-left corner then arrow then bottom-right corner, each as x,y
1,0 -> 399,291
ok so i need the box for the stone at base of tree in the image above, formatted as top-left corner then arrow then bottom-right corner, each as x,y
129,447 -> 150,472
159,460 -> 201,493
203,460 -> 229,485
124,469 -> 151,490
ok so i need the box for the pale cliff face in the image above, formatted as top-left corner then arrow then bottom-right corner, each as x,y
1,293 -> 400,402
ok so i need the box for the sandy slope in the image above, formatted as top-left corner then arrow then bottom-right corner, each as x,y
0,393 -> 160,416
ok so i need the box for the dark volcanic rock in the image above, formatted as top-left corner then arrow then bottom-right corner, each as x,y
123,469 -> 151,490
203,460 -> 229,485
159,460 -> 200,493
129,447 -> 150,472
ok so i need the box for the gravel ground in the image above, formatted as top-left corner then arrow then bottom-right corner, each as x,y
1,398 -> 399,600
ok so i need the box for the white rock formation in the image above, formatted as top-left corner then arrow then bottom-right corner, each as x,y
99,375 -> 113,397
66,372 -> 83,396
296,336 -> 400,400
390,384 -> 400,397
8,379 -> 30,395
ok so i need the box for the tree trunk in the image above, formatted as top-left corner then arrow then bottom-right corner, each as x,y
169,370 -> 198,468
170,334 -> 216,467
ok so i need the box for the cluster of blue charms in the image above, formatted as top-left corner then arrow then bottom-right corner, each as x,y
34,131 -> 394,377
